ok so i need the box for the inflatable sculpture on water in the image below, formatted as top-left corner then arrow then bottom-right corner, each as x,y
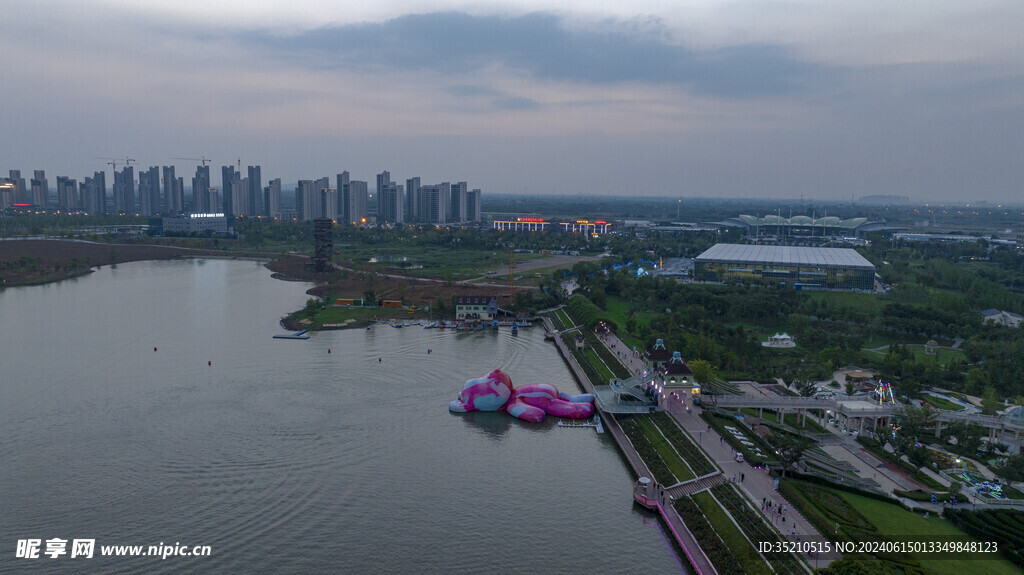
449,369 -> 595,422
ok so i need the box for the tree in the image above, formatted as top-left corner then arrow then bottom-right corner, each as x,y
892,403 -> 936,442
845,381 -> 855,396
797,380 -> 818,397
946,421 -> 985,456
995,454 -> 1024,483
981,385 -> 1001,415
363,290 -> 375,305
767,433 -> 813,477
689,359 -> 717,386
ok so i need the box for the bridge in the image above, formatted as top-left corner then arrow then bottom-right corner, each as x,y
709,394 -> 1024,445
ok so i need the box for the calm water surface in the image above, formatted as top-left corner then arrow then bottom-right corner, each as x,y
0,259 -> 685,574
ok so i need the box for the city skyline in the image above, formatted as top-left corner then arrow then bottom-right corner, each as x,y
2,1 -> 1023,203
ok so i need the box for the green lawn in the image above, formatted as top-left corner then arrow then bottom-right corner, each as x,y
909,345 -> 967,366
583,348 -> 615,382
603,296 -> 656,348
555,308 -> 575,329
922,393 -> 966,412
636,415 -> 694,482
835,490 -> 1020,575
782,478 -> 1020,575
692,491 -> 771,575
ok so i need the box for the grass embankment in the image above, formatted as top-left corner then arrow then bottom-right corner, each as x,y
780,478 -> 1020,575
692,491 -> 771,575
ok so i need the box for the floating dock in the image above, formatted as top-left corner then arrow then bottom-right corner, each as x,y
273,330 -> 310,340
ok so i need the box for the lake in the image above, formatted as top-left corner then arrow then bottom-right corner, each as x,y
0,259 -> 685,573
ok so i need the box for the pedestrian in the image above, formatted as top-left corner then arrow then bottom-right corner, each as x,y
782,515 -> 786,524
741,473 -> 745,482
733,473 -> 737,483
762,497 -> 766,507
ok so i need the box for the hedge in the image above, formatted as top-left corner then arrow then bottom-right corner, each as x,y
566,295 -> 617,331
943,508 -> 1024,568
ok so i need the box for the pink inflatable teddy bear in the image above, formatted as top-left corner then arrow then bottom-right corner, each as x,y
448,369 -> 595,423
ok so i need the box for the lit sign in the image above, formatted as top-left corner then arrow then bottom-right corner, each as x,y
191,213 -> 225,218
13,203 -> 29,206
595,221 -> 607,225
576,220 -> 590,224
517,217 -> 544,222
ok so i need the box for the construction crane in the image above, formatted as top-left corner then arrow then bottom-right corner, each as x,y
172,156 -> 212,167
96,157 -> 136,171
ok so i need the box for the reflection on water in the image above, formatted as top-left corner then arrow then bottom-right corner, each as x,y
0,259 -> 686,574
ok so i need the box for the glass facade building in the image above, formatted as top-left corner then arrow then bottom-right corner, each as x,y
694,244 -> 875,291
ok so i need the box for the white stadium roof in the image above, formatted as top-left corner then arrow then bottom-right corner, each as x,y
695,244 -> 875,270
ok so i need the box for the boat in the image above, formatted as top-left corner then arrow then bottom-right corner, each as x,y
511,325 -> 519,335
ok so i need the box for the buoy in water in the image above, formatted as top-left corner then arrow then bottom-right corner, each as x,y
208,360 -> 212,366
427,349 -> 432,354
328,348 -> 331,354
378,357 -> 382,362
154,347 -> 157,351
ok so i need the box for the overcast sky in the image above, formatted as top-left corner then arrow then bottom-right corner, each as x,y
2,0 -> 1022,203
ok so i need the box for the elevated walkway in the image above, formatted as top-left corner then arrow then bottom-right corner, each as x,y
592,374 -> 659,414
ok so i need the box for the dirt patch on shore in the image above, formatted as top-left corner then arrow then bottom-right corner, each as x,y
265,255 -> 509,305
0,239 -> 247,286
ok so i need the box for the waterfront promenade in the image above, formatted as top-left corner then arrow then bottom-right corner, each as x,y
543,316 -> 718,575
601,329 -> 839,569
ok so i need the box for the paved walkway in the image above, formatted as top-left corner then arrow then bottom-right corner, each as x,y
667,403 -> 839,567
597,330 -> 837,568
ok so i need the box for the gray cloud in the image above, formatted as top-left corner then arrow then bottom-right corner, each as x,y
244,12 -> 833,98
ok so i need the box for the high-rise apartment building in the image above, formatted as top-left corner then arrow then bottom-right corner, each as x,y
247,166 -> 263,217
405,177 -> 420,221
81,171 -> 106,214
418,183 -> 450,224
56,176 -> 78,211
449,181 -> 467,222
376,171 -> 404,224
466,189 -> 482,222
349,180 -> 368,225
163,166 -> 184,214
266,178 -> 281,219
113,166 -> 134,213
8,170 -> 27,204
138,166 -> 161,216
192,165 -> 211,213
221,165 -> 238,215
31,170 -> 49,207
231,177 -> 249,216
296,178 -> 329,221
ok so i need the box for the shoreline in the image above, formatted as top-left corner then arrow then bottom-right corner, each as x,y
0,238 -> 280,288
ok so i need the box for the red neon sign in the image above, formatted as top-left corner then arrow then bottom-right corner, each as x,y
517,217 -> 544,222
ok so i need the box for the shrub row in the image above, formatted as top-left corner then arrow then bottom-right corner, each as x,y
711,484 -> 805,575
673,496 -> 745,575
943,508 -> 1024,568
650,411 -> 717,476
618,416 -> 675,485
